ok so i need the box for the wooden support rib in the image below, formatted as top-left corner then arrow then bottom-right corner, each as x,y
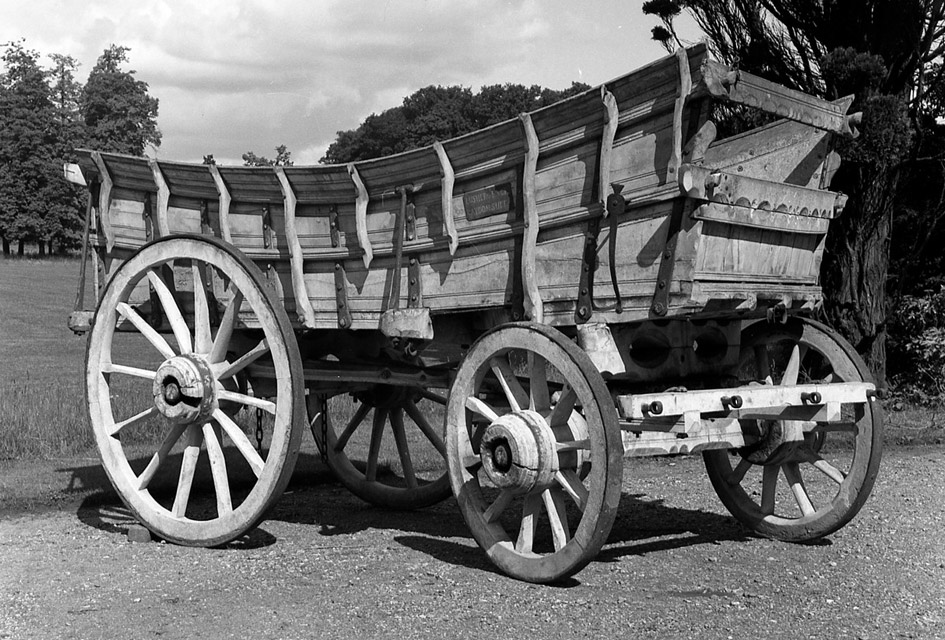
347,163 -> 373,268
433,141 -> 459,254
149,160 -> 171,237
670,47 -> 693,180
518,113 -> 542,324
599,87 -> 619,216
208,164 -> 233,243
90,152 -> 115,252
274,167 -> 316,328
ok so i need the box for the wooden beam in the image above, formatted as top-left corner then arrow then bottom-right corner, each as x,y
207,164 -> 233,244
274,167 -> 316,328
149,159 -> 171,238
433,141 -> 459,254
347,163 -> 373,268
519,113 -> 542,324
90,152 -> 115,252
599,87 -> 619,217
669,47 -> 693,181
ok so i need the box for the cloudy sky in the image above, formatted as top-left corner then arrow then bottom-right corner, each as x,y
1,1 -> 700,165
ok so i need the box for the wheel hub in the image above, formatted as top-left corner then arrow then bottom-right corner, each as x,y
479,410 -> 558,494
740,419 -> 806,465
152,354 -> 217,425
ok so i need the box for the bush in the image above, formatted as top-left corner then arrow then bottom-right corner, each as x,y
887,286 -> 945,402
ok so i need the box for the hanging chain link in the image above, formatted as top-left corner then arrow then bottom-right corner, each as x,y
255,407 -> 264,452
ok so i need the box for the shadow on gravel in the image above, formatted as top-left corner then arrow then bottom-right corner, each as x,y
66,452 -> 753,581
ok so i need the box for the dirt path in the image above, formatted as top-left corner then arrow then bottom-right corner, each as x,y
2,447 -> 943,640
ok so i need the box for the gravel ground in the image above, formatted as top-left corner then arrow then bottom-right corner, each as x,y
1,446 -> 943,640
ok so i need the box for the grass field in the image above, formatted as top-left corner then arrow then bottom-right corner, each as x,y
1,256 -> 942,462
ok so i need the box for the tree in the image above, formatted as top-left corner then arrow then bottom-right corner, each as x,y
0,41 -> 56,254
644,0 -> 945,386
81,45 -> 160,155
321,81 -> 591,164
242,145 -> 293,167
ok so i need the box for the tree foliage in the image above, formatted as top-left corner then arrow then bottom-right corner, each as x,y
242,145 -> 294,167
81,45 -> 161,155
644,0 -> 945,385
321,81 -> 591,164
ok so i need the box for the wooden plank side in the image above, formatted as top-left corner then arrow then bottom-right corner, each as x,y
157,162 -> 219,200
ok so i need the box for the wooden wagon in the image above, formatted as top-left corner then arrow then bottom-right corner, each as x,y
66,44 -> 881,583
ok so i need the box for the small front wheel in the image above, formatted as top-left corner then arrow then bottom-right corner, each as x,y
446,323 -> 622,583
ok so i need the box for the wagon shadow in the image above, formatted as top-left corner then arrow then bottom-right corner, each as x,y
66,453 -> 756,577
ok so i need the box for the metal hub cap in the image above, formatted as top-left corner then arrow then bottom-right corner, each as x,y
152,354 -> 218,425
479,410 -> 559,494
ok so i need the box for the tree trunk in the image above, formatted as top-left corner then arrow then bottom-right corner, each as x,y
17,240 -> 24,256
2,238 -> 8,255
821,164 -> 897,388
38,242 -> 46,256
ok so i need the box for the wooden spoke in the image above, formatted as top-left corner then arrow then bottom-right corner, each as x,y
783,463 -> 815,516
783,344 -> 802,386
333,402 -> 372,452
465,396 -> 500,423
483,488 -> 515,523
543,488 -> 570,551
555,439 -> 590,452
217,389 -> 276,415
490,356 -> 528,412
414,388 -> 448,405
117,302 -> 176,359
103,363 -> 157,380
108,406 -> 158,437
364,408 -> 387,483
172,426 -> 202,518
209,285 -> 243,364
528,353 -> 550,412
515,492 -> 542,554
728,457 -> 754,486
548,384 -> 577,427
192,264 -> 213,355
810,421 -> 858,434
389,408 -> 417,490
555,469 -> 588,512
754,344 -> 771,382
805,452 -> 847,485
761,464 -> 779,516
215,339 -> 269,380
147,270 -> 193,355
213,409 -> 265,478
202,422 -> 232,516
404,399 -> 446,458
461,454 -> 482,469
138,423 -> 188,490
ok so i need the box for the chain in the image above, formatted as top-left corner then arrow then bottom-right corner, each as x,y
255,407 -> 264,452
308,394 -> 329,463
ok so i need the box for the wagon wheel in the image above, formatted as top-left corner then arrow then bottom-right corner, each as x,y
307,384 -> 451,509
703,317 -> 882,541
86,235 -> 304,546
446,323 -> 623,583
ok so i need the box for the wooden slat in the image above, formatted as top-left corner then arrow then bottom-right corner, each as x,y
670,47 -> 693,180
519,113 -> 542,324
208,164 -> 233,243
599,87 -> 619,216
149,159 -> 171,238
275,167 -> 316,328
347,163 -> 373,268
433,141 -> 459,254
90,152 -> 115,252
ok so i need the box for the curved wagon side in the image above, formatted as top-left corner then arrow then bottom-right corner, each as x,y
67,43 -> 880,577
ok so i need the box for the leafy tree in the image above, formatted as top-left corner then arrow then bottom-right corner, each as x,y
0,41 -> 56,254
81,45 -> 160,155
322,82 -> 591,164
242,145 -> 293,167
644,0 -> 945,385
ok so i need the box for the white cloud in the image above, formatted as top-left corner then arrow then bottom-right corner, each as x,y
2,0 -> 700,164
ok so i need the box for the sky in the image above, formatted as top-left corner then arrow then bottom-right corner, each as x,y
0,1 -> 701,166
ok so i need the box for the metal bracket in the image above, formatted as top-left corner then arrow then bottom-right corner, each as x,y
575,216 -> 601,323
143,193 -> 154,242
262,204 -> 273,248
329,204 -> 340,248
407,257 -> 422,308
334,262 -> 352,329
651,196 -> 686,316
